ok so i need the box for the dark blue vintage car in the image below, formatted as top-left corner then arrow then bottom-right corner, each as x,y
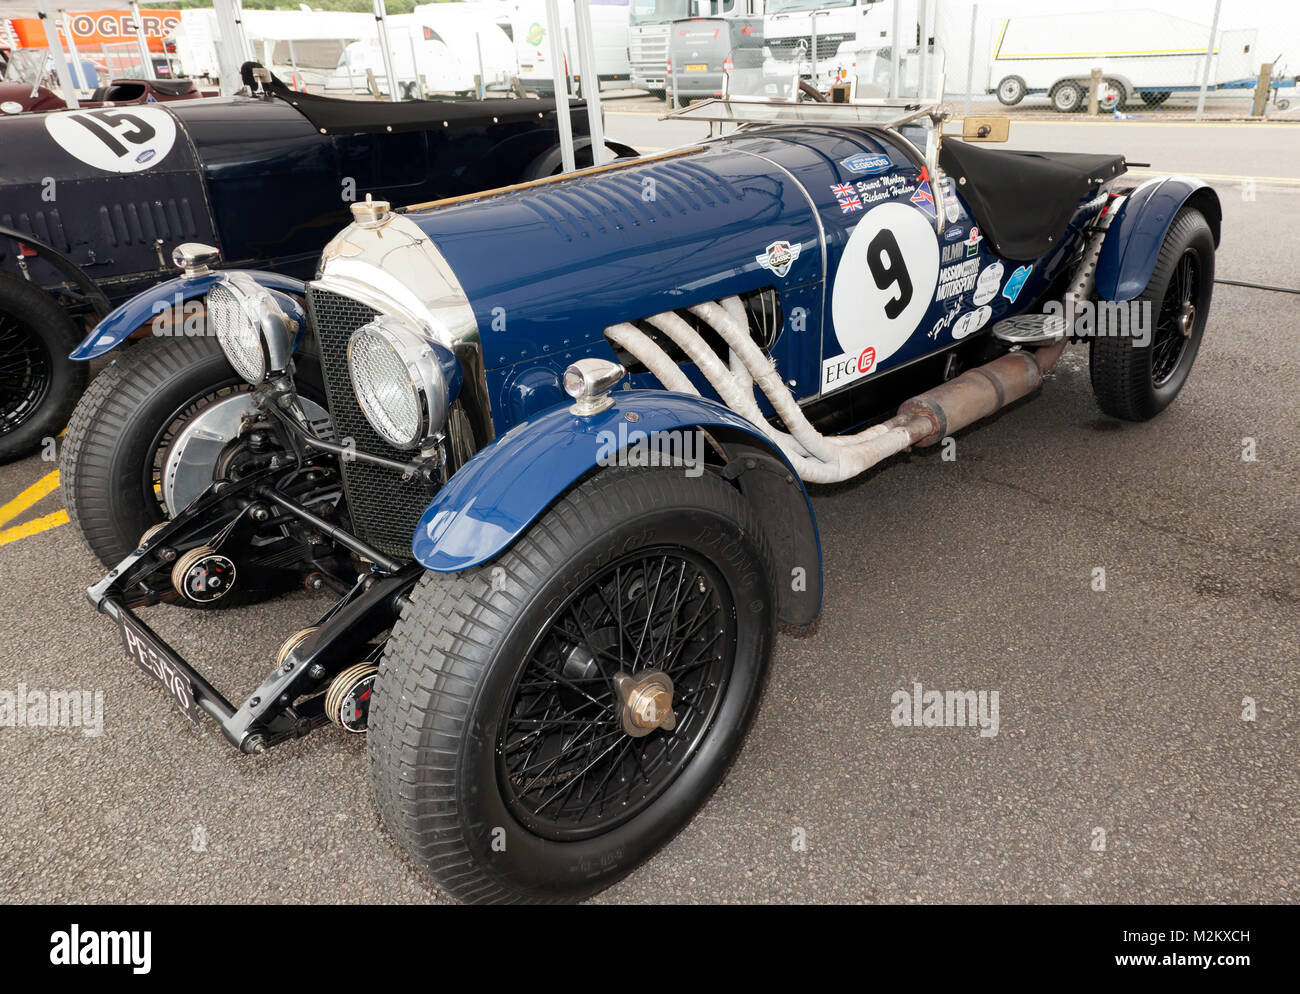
60,80 -> 1218,903
0,67 -> 629,461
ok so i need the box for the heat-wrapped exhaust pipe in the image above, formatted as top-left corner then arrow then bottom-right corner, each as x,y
605,232 -> 1096,484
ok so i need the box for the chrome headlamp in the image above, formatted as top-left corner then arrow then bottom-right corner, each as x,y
206,273 -> 295,385
347,316 -> 460,450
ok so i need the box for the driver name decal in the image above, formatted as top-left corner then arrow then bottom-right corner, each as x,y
45,106 -> 177,174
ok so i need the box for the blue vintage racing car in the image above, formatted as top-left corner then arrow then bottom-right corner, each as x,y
60,77 -> 1219,903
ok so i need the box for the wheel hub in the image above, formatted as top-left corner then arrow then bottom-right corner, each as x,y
1178,302 -> 1196,337
613,670 -> 677,737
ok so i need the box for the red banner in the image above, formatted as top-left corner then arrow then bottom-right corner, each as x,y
7,9 -> 181,53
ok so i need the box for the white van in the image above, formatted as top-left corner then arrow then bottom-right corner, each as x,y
514,0 -> 632,96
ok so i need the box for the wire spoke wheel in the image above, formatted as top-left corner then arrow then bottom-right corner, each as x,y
0,310 -> 52,434
498,548 -> 737,841
1151,248 -> 1198,387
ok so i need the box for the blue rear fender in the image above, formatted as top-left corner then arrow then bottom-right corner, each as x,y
70,270 -> 308,361
1095,175 -> 1221,302
412,390 -> 824,626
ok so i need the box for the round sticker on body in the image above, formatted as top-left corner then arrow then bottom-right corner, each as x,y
831,201 -> 940,362
972,262 -> 1005,306
45,106 -> 177,173
952,305 -> 993,339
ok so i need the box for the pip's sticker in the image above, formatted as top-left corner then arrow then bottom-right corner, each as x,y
756,239 -> 802,279
952,306 -> 994,340
1003,265 -> 1033,303
45,106 -> 177,173
830,200 -> 940,365
972,261 -> 1005,306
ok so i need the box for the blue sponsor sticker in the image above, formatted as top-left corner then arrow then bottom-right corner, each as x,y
841,153 -> 891,175
944,226 -> 965,241
135,149 -> 156,164
1002,265 -> 1032,303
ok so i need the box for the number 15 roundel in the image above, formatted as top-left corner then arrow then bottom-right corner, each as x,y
45,106 -> 177,174
831,201 -> 940,362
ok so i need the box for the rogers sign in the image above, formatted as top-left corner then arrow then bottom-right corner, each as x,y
8,9 -> 181,53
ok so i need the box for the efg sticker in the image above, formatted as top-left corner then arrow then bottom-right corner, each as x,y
45,106 -> 177,173
972,261 -> 1005,305
831,200 -> 940,364
1003,264 -> 1033,303
756,239 -> 802,278
952,306 -> 994,339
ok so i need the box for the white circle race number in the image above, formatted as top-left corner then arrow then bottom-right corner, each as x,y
831,201 -> 940,362
45,107 -> 177,173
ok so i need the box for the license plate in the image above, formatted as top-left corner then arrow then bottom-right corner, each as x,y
685,64 -> 708,72
118,613 -> 203,725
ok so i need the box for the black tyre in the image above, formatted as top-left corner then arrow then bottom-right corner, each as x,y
368,466 -> 777,903
1090,207 -> 1214,421
1140,90 -> 1171,107
1050,80 -> 1084,113
61,333 -> 325,570
0,272 -> 88,463
996,75 -> 1027,106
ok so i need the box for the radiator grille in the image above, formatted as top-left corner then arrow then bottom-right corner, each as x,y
306,287 -> 437,560
767,33 -> 853,64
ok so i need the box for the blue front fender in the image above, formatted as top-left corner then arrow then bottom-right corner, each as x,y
70,270 -> 308,360
1096,175 -> 1222,302
413,390 -> 824,626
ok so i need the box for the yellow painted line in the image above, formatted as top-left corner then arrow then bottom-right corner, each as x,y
0,469 -> 61,529
1010,118 -> 1300,129
1128,168 -> 1300,186
0,510 -> 69,547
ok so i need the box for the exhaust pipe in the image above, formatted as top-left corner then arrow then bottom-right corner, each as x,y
897,337 -> 1067,447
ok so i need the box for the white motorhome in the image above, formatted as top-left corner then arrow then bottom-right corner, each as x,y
513,0 -> 632,96
988,9 -> 1258,112
170,9 -> 376,88
326,5 -> 516,96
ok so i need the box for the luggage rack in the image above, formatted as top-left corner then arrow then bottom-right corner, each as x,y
663,95 -> 943,131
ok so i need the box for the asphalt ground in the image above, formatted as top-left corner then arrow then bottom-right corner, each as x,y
0,117 -> 1296,904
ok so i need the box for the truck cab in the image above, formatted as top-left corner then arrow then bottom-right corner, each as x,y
763,0 -> 908,86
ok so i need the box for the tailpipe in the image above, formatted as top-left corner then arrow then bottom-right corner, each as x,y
897,338 -> 1066,447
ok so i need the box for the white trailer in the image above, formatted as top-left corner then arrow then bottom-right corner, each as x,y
988,8 -> 1258,112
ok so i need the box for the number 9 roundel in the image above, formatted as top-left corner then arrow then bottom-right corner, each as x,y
831,201 -> 940,362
